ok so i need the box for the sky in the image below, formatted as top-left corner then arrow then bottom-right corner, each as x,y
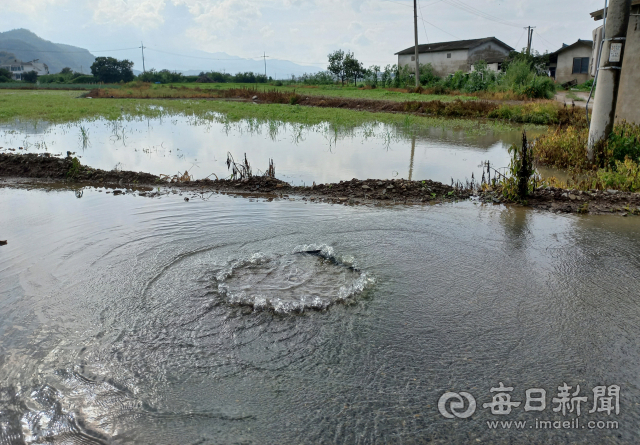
0,0 -> 606,72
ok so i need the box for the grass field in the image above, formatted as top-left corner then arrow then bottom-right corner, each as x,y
0,90 -> 530,134
170,83 -> 479,102
0,81 -> 478,102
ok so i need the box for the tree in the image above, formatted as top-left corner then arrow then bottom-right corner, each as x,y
90,57 -> 134,83
365,65 -> 380,87
60,67 -> 73,75
0,68 -> 12,82
22,70 -> 38,83
343,52 -> 364,86
327,50 -> 345,85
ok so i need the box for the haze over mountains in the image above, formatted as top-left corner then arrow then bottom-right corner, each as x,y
0,29 -> 322,77
0,29 -> 95,73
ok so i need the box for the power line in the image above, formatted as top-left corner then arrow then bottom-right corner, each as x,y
418,16 -> 460,39
417,0 -> 431,43
144,47 -> 264,60
441,0 -> 522,28
513,28 -> 527,52
534,30 -> 557,50
381,0 -> 444,8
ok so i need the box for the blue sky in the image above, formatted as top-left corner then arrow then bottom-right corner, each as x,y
0,0 -> 606,72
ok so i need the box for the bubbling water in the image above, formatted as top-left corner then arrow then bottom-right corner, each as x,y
207,245 -> 374,313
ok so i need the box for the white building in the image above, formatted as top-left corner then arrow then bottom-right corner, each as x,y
395,37 -> 514,77
0,60 -> 49,80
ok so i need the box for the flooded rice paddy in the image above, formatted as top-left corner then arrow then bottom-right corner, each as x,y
1,112 -> 639,444
0,115 -> 540,185
1,187 -> 640,444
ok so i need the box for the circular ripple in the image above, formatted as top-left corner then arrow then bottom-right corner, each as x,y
207,244 -> 374,313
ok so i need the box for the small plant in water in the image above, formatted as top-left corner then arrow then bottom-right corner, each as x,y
67,157 -> 81,180
78,126 -> 90,150
226,152 -> 252,180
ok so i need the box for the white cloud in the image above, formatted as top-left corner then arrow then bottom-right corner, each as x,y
92,0 -> 167,29
260,25 -> 274,38
1,0 -> 67,15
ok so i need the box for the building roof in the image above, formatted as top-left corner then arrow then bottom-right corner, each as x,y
591,0 -> 640,20
395,37 -> 513,55
551,39 -> 593,56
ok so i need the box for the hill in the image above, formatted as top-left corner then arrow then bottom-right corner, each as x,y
0,29 -> 95,74
142,49 -> 322,78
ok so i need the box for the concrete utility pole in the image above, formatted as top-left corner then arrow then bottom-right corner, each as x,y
262,52 -> 269,78
525,26 -> 536,54
141,42 -> 146,73
414,0 -> 420,87
588,0 -> 631,161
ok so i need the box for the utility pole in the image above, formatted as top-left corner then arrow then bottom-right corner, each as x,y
262,52 -> 269,78
588,0 -> 631,161
525,26 -> 536,54
414,0 -> 420,87
141,42 -> 146,73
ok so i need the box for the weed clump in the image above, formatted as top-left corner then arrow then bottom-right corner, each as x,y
67,157 -> 81,180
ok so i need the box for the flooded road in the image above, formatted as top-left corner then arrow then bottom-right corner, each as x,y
1,187 -> 639,444
0,116 -> 539,185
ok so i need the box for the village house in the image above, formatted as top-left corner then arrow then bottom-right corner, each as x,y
0,59 -> 49,80
395,37 -> 513,77
548,40 -> 594,85
590,0 -> 640,125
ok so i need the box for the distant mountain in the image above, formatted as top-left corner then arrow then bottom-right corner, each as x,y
0,50 -> 18,65
0,29 -> 322,77
145,49 -> 322,78
0,29 -> 95,74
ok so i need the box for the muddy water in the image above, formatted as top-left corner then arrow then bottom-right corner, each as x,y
1,187 -> 640,444
0,117 -> 538,185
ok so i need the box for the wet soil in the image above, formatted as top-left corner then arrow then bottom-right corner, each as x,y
2,153 -> 639,215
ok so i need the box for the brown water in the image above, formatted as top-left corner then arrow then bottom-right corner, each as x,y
1,185 -> 640,444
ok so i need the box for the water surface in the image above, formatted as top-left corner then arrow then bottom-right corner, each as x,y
1,187 -> 639,444
0,116 -> 538,185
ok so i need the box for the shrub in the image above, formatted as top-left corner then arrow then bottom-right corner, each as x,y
597,158 -> 640,192
22,70 -> 38,83
533,126 -> 589,169
0,68 -> 13,82
607,121 -> 640,166
71,75 -> 96,84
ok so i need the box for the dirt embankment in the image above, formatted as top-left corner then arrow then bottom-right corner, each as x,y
1,153 -> 639,215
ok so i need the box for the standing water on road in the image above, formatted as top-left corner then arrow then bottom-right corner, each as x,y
1,187 -> 640,444
0,115 -> 541,185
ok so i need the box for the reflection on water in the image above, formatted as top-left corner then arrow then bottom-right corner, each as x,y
1,187 -> 640,444
0,115 -> 542,185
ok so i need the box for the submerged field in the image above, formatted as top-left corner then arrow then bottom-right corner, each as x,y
0,89 -> 533,132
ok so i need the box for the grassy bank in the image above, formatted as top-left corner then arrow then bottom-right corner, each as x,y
533,122 -> 640,192
0,90 -> 534,134
87,85 -> 572,126
84,82 -> 480,102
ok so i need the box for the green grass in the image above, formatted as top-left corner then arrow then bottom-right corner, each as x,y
0,83 -> 119,90
0,90 -> 536,134
153,82 -> 479,103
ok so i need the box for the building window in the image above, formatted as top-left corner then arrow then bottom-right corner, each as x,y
411,56 -> 415,61
572,57 -> 589,74
447,53 -> 451,58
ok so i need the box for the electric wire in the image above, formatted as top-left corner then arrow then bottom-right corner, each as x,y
441,0 -> 522,28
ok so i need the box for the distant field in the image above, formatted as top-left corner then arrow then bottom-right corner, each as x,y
150,83 -> 479,103
0,90 -> 528,134
0,83 -> 119,90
